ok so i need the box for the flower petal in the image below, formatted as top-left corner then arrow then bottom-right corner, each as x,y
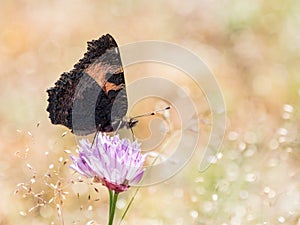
70,133 -> 145,193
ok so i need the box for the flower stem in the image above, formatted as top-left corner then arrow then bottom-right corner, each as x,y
108,189 -> 113,219
108,190 -> 119,225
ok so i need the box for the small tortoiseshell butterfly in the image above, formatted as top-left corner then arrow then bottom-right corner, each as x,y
46,34 -> 138,135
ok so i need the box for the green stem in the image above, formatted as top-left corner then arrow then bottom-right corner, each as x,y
108,190 -> 119,225
119,188 -> 139,223
108,189 -> 113,219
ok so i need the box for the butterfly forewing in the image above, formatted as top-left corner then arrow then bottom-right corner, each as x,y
46,34 -> 128,135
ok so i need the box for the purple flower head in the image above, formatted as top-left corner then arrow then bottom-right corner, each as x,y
70,134 -> 145,193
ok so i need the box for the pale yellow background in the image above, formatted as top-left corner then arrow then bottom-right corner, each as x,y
1,1 -> 300,224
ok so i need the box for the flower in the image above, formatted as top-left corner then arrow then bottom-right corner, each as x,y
70,134 -> 145,193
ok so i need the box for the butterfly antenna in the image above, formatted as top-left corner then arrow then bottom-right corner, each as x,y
131,106 -> 171,119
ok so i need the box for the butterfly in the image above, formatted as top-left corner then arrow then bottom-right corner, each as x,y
46,34 -> 139,135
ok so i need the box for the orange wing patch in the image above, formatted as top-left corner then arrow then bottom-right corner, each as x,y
84,61 -> 124,95
104,82 -> 125,95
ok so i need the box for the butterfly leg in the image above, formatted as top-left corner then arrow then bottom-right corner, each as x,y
130,127 -> 136,141
113,120 -> 123,135
91,130 -> 100,148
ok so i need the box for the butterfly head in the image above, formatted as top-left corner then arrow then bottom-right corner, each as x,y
128,118 -> 139,128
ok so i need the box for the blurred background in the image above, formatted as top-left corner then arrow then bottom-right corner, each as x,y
1,0 -> 300,224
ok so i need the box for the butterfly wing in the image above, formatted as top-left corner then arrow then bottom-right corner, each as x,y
46,34 -> 128,135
